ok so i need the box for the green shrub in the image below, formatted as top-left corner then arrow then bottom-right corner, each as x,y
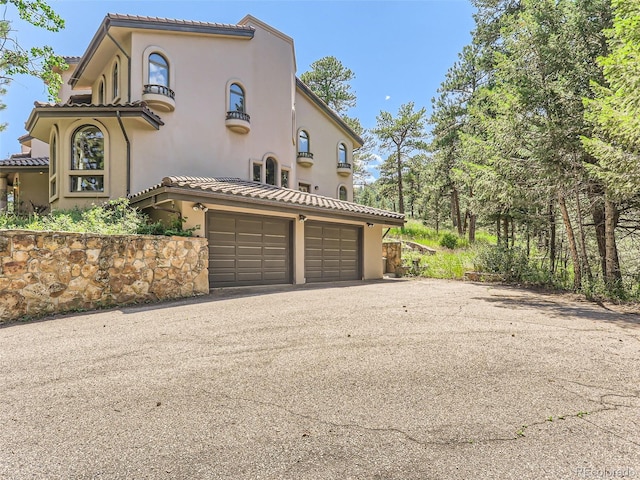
474,245 -> 532,282
439,232 -> 459,249
0,198 -> 196,237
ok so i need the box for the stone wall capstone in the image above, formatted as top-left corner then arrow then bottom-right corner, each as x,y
0,230 -> 209,323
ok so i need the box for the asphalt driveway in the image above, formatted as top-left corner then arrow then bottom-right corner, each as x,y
1,279 -> 639,479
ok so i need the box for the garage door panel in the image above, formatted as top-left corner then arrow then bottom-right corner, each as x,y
305,221 -> 361,283
208,212 -> 292,287
210,244 -> 236,256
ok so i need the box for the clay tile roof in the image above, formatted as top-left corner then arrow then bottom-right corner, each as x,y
63,56 -> 82,64
0,156 -> 49,167
106,13 -> 255,33
131,176 -> 405,223
28,101 -> 164,128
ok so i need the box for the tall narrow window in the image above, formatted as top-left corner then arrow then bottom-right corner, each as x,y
281,169 -> 289,188
71,125 -> 105,192
339,186 -> 347,201
338,143 -> 347,164
149,53 -> 169,87
229,83 -> 245,112
50,135 -> 57,175
253,163 -> 262,182
50,134 -> 57,198
98,79 -> 105,104
265,157 -> 277,186
298,130 -> 309,153
112,59 -> 119,100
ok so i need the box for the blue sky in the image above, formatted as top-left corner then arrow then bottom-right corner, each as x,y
1,0 -> 476,172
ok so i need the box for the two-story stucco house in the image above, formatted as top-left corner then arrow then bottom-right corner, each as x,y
0,13 -> 404,287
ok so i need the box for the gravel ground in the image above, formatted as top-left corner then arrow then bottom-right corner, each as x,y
1,278 -> 639,479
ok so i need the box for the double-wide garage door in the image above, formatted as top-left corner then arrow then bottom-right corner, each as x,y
305,221 -> 362,282
207,212 -> 292,287
207,213 -> 362,287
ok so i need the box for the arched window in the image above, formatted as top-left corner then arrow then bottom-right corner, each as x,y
338,143 -> 347,164
49,133 -> 57,198
229,83 -> 245,113
98,78 -> 105,104
298,130 -> 310,153
50,135 -> 57,175
112,58 -> 120,100
71,125 -> 105,192
265,157 -> 277,186
149,53 -> 169,87
339,186 -> 347,201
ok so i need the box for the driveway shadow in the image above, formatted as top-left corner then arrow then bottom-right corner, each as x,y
474,285 -> 640,329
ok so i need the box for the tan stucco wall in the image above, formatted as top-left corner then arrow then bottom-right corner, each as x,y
13,172 -> 48,214
58,64 -> 91,103
294,91 -> 354,200
126,23 -> 296,194
363,224 -> 384,280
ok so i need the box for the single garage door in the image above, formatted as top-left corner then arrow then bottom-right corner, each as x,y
305,221 -> 362,282
207,212 -> 292,287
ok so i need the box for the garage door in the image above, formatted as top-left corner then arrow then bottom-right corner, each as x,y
305,221 -> 362,282
207,212 -> 292,287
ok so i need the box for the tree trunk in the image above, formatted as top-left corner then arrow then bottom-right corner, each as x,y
502,216 -> 509,247
496,215 -> 501,246
510,217 -> 515,248
396,145 -> 404,214
452,188 -> 463,235
604,195 -> 622,288
575,187 -> 592,282
557,192 -> 582,290
549,203 -> 556,273
469,213 -> 477,243
591,196 -> 607,281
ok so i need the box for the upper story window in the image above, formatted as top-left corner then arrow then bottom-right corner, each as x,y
338,143 -> 347,164
298,130 -> 310,153
149,53 -> 169,87
339,186 -> 347,201
112,58 -> 120,100
297,129 -> 314,166
229,83 -> 245,113
265,157 -> 277,186
98,78 -> 105,104
142,47 -> 175,111
71,125 -> 105,192
226,81 -> 250,133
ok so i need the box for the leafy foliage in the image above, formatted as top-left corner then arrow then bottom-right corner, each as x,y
1,0 -> 67,100
439,232 -> 459,250
0,199 -> 196,236
300,56 -> 356,115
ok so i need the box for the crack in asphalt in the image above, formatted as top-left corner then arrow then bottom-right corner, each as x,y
220,394 -> 517,447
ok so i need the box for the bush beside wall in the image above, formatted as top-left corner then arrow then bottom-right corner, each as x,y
0,230 -> 209,323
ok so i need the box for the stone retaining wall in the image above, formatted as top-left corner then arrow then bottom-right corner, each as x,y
0,231 -> 209,323
383,241 -> 402,275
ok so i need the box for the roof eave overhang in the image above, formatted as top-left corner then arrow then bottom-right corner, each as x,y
70,15 -> 255,88
131,186 -> 405,226
26,105 -> 164,141
0,165 -> 48,173
296,78 -> 364,148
